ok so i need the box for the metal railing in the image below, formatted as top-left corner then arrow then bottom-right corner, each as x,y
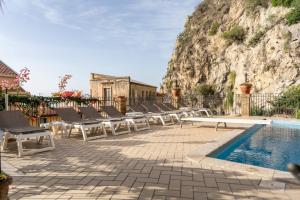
0,96 -> 120,125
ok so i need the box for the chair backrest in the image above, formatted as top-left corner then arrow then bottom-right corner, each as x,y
128,104 -> 147,113
100,106 -> 124,118
155,103 -> 172,111
79,107 -> 103,120
0,110 -> 31,129
142,103 -> 161,113
164,103 -> 177,110
55,108 -> 82,123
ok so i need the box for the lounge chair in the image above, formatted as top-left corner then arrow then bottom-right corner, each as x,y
128,104 -> 172,126
179,106 -> 213,117
163,103 -> 192,117
0,110 -> 55,157
154,103 -> 182,123
79,107 -> 131,135
141,103 -> 174,126
100,106 -> 149,132
180,117 -> 272,130
55,108 -> 107,141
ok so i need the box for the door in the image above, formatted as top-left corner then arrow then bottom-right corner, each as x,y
104,88 -> 112,106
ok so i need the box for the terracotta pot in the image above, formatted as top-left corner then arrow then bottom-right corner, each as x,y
172,89 -> 181,97
240,84 -> 252,94
0,175 -> 12,200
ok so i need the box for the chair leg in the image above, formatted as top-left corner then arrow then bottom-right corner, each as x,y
102,124 -> 107,137
16,135 -> 24,157
49,134 -> 56,149
159,116 -> 166,126
1,132 -> 9,151
110,123 -> 117,135
126,121 -> 131,133
80,125 -> 88,141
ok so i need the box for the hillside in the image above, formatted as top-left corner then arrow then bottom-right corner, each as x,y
161,0 -> 300,96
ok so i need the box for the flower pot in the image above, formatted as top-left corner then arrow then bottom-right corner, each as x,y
240,84 -> 252,94
172,89 -> 181,97
0,175 -> 12,200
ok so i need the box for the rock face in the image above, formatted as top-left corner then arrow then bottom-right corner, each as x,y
161,0 -> 300,95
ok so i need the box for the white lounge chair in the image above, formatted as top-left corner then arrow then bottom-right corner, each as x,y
129,104 -> 174,126
0,110 -> 55,157
79,107 -> 131,135
100,106 -> 150,132
181,117 -> 272,130
55,108 -> 107,141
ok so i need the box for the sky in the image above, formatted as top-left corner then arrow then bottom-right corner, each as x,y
0,0 -> 200,96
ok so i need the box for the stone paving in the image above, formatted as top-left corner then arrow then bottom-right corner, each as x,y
3,124 -> 300,199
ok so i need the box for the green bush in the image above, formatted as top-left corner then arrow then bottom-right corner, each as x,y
286,8 -> 300,25
225,91 -> 234,109
272,85 -> 300,110
194,84 -> 215,96
248,29 -> 266,47
208,22 -> 220,36
246,0 -> 269,12
251,106 -> 266,116
271,0 -> 294,7
222,25 -> 246,44
295,109 -> 300,119
283,31 -> 292,52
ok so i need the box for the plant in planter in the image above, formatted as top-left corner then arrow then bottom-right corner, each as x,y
240,82 -> 252,94
0,172 -> 12,200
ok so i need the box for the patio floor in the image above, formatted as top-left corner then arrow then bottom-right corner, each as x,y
3,124 -> 300,200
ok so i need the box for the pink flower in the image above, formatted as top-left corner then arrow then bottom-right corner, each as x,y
58,74 -> 72,92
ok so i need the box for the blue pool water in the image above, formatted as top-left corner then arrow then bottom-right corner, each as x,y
210,121 -> 300,171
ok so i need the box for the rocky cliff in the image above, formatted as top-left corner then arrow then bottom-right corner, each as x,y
161,0 -> 300,96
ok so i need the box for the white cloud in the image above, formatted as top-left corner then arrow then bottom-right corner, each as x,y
12,0 -> 200,51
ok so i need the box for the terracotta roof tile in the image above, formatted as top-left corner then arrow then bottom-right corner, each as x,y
0,60 -> 18,76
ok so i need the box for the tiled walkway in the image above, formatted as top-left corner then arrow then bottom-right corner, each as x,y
3,124 -> 300,199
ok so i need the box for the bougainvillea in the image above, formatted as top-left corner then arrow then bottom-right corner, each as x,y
14,67 -> 30,90
58,74 -> 72,92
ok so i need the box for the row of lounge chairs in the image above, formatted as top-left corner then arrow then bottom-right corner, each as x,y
0,103 -> 212,157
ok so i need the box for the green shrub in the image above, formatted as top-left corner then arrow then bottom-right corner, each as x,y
222,25 -> 246,44
292,0 -> 300,8
228,71 -> 237,87
246,0 -> 269,12
272,85 -> 300,110
194,84 -> 215,96
283,31 -> 292,52
251,106 -> 266,116
225,91 -> 234,109
248,29 -> 266,47
208,22 -> 220,36
295,109 -> 300,119
271,0 -> 294,7
286,8 -> 300,25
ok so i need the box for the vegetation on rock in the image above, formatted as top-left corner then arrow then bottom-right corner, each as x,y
246,0 -> 269,12
208,22 -> 220,36
286,8 -> 300,25
194,84 -> 215,96
283,31 -> 292,52
222,25 -> 246,44
248,29 -> 267,47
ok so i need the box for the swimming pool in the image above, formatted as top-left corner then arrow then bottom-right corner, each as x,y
209,121 -> 300,171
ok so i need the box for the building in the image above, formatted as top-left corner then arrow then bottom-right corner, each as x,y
90,73 -> 157,105
0,60 -> 26,94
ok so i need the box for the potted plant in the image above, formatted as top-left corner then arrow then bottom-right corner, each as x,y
240,82 -> 252,94
0,171 -> 13,200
